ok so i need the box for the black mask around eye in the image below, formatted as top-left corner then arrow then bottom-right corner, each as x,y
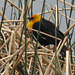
27,17 -> 34,21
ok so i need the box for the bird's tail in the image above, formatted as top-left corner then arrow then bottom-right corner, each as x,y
60,45 -> 67,61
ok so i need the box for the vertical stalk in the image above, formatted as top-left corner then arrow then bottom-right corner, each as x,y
55,5 -> 58,75
57,0 -> 59,29
67,0 -> 74,63
18,0 -> 22,20
64,0 -> 67,25
10,5 -> 13,20
31,1 -> 33,16
74,33 -> 75,61
32,0 -> 45,74
0,0 -> 7,32
24,0 -> 28,74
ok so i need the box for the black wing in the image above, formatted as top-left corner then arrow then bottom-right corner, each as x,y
33,18 -> 65,45
41,19 -> 64,39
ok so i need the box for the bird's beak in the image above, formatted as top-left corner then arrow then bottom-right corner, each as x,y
27,17 -> 34,21
27,17 -> 32,20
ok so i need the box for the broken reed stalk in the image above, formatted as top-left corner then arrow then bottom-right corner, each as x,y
69,56 -> 72,75
66,50 -> 69,75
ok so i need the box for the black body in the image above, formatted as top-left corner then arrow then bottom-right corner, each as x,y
33,18 -> 67,60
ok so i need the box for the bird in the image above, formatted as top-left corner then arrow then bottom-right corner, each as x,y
27,14 -> 67,60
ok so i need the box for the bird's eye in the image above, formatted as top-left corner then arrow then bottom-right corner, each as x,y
31,17 -> 34,20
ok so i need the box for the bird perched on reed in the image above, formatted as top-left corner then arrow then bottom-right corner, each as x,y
27,14 -> 67,60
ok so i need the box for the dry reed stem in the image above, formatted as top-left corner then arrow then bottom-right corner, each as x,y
62,64 -> 66,75
9,39 -> 31,75
69,56 -> 72,75
19,5 -> 25,34
64,23 -> 75,35
18,0 -> 33,33
49,69 -> 53,75
12,31 -> 16,68
48,5 -> 56,20
44,53 -> 56,75
12,31 -> 15,53
45,3 -> 75,11
55,5 -> 58,27
1,28 -> 12,33
6,0 -> 15,9
57,36 -> 68,56
0,37 -> 10,51
9,31 -> 14,55
67,39 -> 69,50
55,4 -> 62,69
58,11 -> 75,22
58,0 -> 75,8
44,3 -> 75,22
43,56 -> 61,75
0,11 -> 23,45
39,55 -> 43,75
57,40 -> 62,51
0,55 -> 12,61
0,11 -> 13,26
0,44 -> 25,69
39,8 -> 75,15
0,0 -> 75,74
26,0 -> 33,25
2,25 -> 11,31
0,20 -> 23,23
27,52 -> 53,56
0,52 -> 8,56
42,46 -> 53,53
56,40 -> 62,70
66,50 -> 69,75
28,57 -> 33,74
57,37 -> 68,73
7,0 -> 22,12
5,63 -> 9,75
27,28 -> 62,41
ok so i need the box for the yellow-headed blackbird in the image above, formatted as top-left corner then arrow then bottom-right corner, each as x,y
27,14 -> 67,60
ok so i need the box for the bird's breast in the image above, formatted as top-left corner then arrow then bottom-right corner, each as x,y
27,22 -> 34,32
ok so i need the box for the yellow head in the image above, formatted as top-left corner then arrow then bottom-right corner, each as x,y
27,14 -> 41,23
27,14 -> 42,32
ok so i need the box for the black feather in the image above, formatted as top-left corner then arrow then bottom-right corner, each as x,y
33,18 -> 67,60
